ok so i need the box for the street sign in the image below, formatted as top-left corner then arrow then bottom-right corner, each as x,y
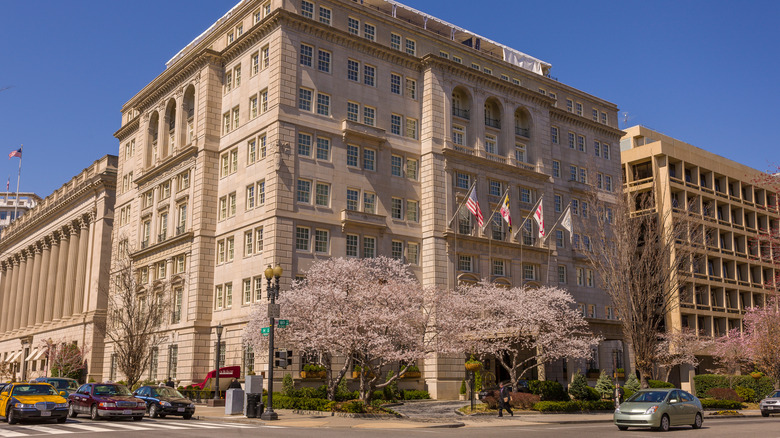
277,319 -> 289,328
268,303 -> 281,318
261,326 -> 270,336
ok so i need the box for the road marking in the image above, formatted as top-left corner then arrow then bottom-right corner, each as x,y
104,423 -> 154,430
176,423 -> 223,428
61,424 -> 116,432
16,425 -> 72,434
142,423 -> 189,429
195,421 -> 254,428
0,430 -> 28,437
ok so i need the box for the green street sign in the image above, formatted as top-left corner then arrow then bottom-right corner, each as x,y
277,319 -> 289,328
261,326 -> 270,336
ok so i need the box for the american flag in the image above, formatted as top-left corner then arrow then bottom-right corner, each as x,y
8,148 -> 21,159
466,187 -> 484,228
533,199 -> 545,238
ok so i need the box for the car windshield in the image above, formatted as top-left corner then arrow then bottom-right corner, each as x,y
770,391 -> 780,398
94,385 -> 132,396
151,387 -> 185,398
11,385 -> 58,396
626,391 -> 669,403
48,379 -> 79,391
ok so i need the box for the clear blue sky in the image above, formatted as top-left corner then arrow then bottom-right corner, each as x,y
1,0 -> 777,198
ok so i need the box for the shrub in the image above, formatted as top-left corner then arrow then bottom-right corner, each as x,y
383,370 -> 399,401
735,386 -> 756,403
623,388 -> 635,400
402,390 -> 431,400
339,401 -> 366,413
705,387 -> 742,402
692,374 -> 729,398
568,372 -> 591,401
648,380 -> 675,388
624,374 -> 640,393
509,392 -> 541,409
586,386 -> 601,401
595,371 -> 615,400
700,399 -> 744,410
282,374 -> 295,397
528,380 -> 570,401
460,380 -> 467,395
580,400 -> 616,410
303,364 -> 326,372
405,365 -> 420,373
262,394 -> 332,411
693,374 -> 774,401
533,401 -> 580,412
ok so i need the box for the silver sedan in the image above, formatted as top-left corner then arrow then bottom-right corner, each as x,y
760,390 -> 780,417
614,388 -> 704,431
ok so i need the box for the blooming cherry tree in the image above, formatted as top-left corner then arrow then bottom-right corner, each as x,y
654,328 -> 710,382
742,299 -> 780,388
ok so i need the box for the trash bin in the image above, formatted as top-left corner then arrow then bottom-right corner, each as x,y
246,393 -> 261,418
257,401 -> 264,416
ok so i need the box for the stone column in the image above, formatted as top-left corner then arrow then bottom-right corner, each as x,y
34,239 -> 52,325
0,261 -> 13,333
17,249 -> 34,330
43,234 -> 61,323
52,229 -> 71,321
62,224 -> 81,319
0,264 -> 7,332
10,253 -> 27,330
25,244 -> 43,329
72,219 -> 90,316
2,258 -> 19,332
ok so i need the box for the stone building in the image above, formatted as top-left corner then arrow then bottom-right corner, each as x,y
111,0 -> 625,398
0,193 -> 41,235
0,155 -> 117,382
621,125 -> 779,388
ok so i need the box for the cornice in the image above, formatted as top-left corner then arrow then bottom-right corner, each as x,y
131,231 -> 193,260
551,107 -> 625,139
134,145 -> 198,187
114,117 -> 139,141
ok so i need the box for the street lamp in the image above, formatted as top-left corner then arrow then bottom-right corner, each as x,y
260,264 -> 282,421
213,322 -> 224,400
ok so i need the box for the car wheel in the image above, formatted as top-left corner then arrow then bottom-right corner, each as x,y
183,414 -> 192,420
68,403 -> 78,418
7,408 -> 17,425
149,404 -> 159,418
133,415 -> 143,421
762,411 -> 770,417
692,412 -> 703,429
57,416 -> 67,424
90,404 -> 99,421
617,425 -> 628,431
658,414 -> 670,432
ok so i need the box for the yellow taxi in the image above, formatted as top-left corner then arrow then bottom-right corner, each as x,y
0,382 -> 69,424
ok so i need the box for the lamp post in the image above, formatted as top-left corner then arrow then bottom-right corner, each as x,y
213,323 -> 224,400
260,264 -> 282,421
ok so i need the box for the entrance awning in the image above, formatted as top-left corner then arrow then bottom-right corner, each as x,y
31,349 -> 46,361
24,349 -> 39,362
6,351 -> 22,363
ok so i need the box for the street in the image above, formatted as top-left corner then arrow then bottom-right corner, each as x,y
0,416 -> 777,437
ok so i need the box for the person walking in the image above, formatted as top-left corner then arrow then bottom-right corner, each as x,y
165,377 -> 175,388
498,382 -> 513,417
228,378 -> 242,389
614,383 -> 625,408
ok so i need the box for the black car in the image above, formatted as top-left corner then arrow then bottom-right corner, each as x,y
478,380 -> 530,401
132,386 -> 195,419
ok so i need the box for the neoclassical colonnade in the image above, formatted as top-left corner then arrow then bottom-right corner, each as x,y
0,213 -> 94,334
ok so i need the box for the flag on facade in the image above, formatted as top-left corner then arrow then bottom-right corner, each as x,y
8,148 -> 21,159
560,205 -> 573,242
499,193 -> 511,232
466,187 -> 484,228
533,199 -> 545,238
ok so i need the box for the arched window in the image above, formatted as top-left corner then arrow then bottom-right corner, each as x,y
147,112 -> 159,167
184,85 -> 196,145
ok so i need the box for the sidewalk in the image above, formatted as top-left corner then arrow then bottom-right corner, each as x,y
193,403 -> 763,429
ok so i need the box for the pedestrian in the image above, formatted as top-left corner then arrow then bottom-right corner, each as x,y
615,383 -> 625,408
498,382 -> 513,417
165,377 -> 175,388
228,378 -> 242,389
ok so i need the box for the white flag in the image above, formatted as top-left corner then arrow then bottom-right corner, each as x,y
533,199 -> 545,239
560,206 -> 573,242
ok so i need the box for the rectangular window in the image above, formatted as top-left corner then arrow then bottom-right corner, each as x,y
318,49 -> 331,73
347,145 -> 359,167
587,269 -> 594,287
579,167 -> 587,184
558,265 -> 567,284
300,44 -> 313,67
405,39 -> 416,55
348,17 -> 359,35
315,182 -> 330,206
363,236 -> 376,258
453,55 -> 462,64
224,71 -> 233,93
554,194 -> 562,212
605,175 -> 613,192
363,65 -> 375,86
592,108 -> 599,121
405,118 -> 418,139
391,155 -> 403,176
569,165 -> 577,181
316,93 -> 330,115
227,236 -> 235,261
316,137 -> 330,160
363,192 -> 376,214
492,259 -> 505,276
515,144 -> 526,163
594,140 -> 601,157
363,148 -> 375,170
347,59 -> 359,81
363,23 -> 375,41
551,126 -> 559,144
250,94 -> 258,118
406,158 -> 418,180
597,173 -> 603,190
452,125 -> 465,145
363,106 -> 375,126
232,107 -> 240,129
223,112 -> 230,134
391,241 -> 403,259
254,277 -> 263,302
390,73 -> 401,94
346,188 -> 359,211
391,197 -> 403,219
228,192 -> 236,217
297,179 -> 312,204
260,89 -> 268,112
489,180 -> 502,197
219,196 -> 227,220
315,229 -> 329,253
255,227 -> 264,253
601,112 -> 608,124
556,230 -> 565,248
390,33 -> 401,50
246,185 -> 255,210
234,65 -> 241,87
440,51 -> 450,59
406,200 -> 419,222
347,101 -> 359,122
245,231 -> 254,256
224,283 -> 233,307
405,78 -> 417,99
259,135 -> 267,158
318,6 -> 331,25
251,52 -> 260,75
577,135 -> 585,152
568,132 -> 575,149
241,279 -> 253,305
576,268 -> 584,286
520,187 -> 532,204
346,234 -> 358,257
261,45 -> 269,69
407,242 -> 419,265
523,265 -> 536,280
215,285 -> 224,309
603,144 -> 610,160
552,160 -> 560,178
298,88 -> 312,111
484,134 -> 497,154
575,102 -> 583,116
301,0 -> 314,18
458,255 -> 473,272
572,199 -> 579,216
257,180 -> 265,204
390,114 -> 402,135
566,99 -> 573,112
296,226 -> 310,251
297,132 -> 312,156
455,172 -> 470,189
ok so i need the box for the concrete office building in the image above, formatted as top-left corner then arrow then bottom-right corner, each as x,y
0,193 -> 41,235
0,155 -> 117,382
621,125 -> 779,385
111,0 -> 624,397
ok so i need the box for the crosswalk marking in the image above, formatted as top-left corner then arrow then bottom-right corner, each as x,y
103,423 -> 154,430
60,424 -> 115,432
141,423 -> 188,429
175,422 -> 222,428
15,425 -> 71,434
0,419 -> 260,436
0,430 -> 28,437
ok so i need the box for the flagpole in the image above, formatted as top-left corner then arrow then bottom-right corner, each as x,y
512,195 -> 544,241
13,145 -> 22,220
543,203 -> 573,245
448,181 -> 477,228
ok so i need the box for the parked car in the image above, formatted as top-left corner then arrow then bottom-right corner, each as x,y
0,382 -> 69,424
67,383 -> 145,421
132,386 -> 195,419
759,390 -> 780,417
478,380 -> 530,401
30,377 -> 79,396
613,388 -> 703,431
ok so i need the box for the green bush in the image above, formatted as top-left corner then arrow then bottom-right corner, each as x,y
460,380 -> 467,395
705,387 -> 742,402
700,399 -> 744,410
282,374 -> 295,397
735,386 -> 756,403
383,370 -> 399,401
595,371 -> 615,400
624,374 -> 640,392
623,388 -> 635,400
339,401 -> 366,413
692,374 -> 729,398
580,400 -> 616,410
401,390 -> 431,400
528,380 -> 570,401
303,364 -> 326,372
648,380 -> 675,388
262,394 -> 332,411
533,400 -> 615,412
568,372 -> 592,401
693,374 -> 774,401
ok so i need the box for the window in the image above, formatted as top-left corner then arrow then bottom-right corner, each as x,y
298,88 -> 312,111
569,165 -> 577,181
318,6 -> 331,25
255,227 -> 264,253
363,192 -> 376,214
390,73 -> 401,94
177,204 -> 187,234
405,79 -> 417,99
511,77 -> 520,85
390,33 -> 401,50
489,180 -> 502,197
348,17 -> 359,35
301,0 -> 314,18
228,192 -> 237,217
222,112 -> 230,134
315,182 -> 329,206
603,144 -> 610,160
406,158 -> 418,180
254,277 -> 263,302
408,242 -> 419,265
363,65 -> 375,86
227,236 -> 235,261
243,279 -> 252,304
471,63 -> 480,70
391,198 -> 403,219
219,196 -> 228,220
217,240 -> 226,264
601,112 -> 608,124
484,134 -> 497,155
391,155 -> 403,176
234,66 -> 241,87
347,101 -> 359,122
452,125 -> 465,145
566,99 -> 573,112
458,255 -> 473,272
297,132 -> 312,156
346,188 -> 359,211
364,23 -> 375,41
224,283 -> 233,307
244,231 -> 254,256
363,106 -> 375,126
440,50 -> 449,59
347,145 -> 359,167
523,265 -> 536,280
582,201 -> 589,218
572,199 -> 579,216
316,92 -> 330,115
483,67 -> 492,75
552,160 -> 560,178
300,43 -> 313,67
156,260 -> 166,279
492,259 -> 506,276
587,269 -> 594,287
296,226 -> 310,251
406,200 -> 419,222
168,345 -> 178,378
576,267 -> 585,286
455,172 -> 470,189
500,74 -> 509,81
453,55 -> 462,64
558,265 -> 567,283
297,179 -> 312,203
260,89 -> 268,113
346,234 -> 359,257
177,171 -> 190,191
314,229 -> 329,253
317,49 -> 331,73
158,212 -> 168,241
597,173 -> 603,190
232,107 -> 240,130
520,187 -> 533,204
554,194 -> 562,212
391,241 -> 403,259
605,175 -> 613,192
390,114 -> 402,135
257,180 -> 265,205
459,211 -> 473,234
405,39 -> 416,55
259,135 -> 267,158
316,137 -> 330,160
363,236 -> 376,258
556,230 -> 565,248
515,144 -> 526,163
363,148 -> 375,170
250,94 -> 258,118
568,132 -> 575,149
579,167 -> 587,183
594,140 -> 601,157
251,52 -> 260,75
347,59 -> 359,82
224,71 -> 233,93
575,102 -> 583,116
577,135 -> 585,152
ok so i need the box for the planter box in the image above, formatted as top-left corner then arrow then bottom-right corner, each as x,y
616,372 -> 625,379
300,370 -> 326,379
465,363 -> 482,372
402,371 -> 421,379
352,371 -> 375,379
587,372 -> 600,379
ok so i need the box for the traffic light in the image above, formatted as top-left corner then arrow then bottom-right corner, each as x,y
274,350 -> 293,368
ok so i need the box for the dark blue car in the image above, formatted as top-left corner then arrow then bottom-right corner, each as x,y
132,386 -> 195,419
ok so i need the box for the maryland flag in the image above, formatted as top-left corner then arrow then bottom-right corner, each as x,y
500,193 -> 511,232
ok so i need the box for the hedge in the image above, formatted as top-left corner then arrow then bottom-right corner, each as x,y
528,380 -> 570,401
700,399 -> 744,410
693,374 -> 774,401
262,394 -> 333,411
533,400 -> 614,412
647,380 -> 675,388
401,390 -> 431,400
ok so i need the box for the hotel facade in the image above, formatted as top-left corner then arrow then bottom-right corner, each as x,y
111,0 -> 625,398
